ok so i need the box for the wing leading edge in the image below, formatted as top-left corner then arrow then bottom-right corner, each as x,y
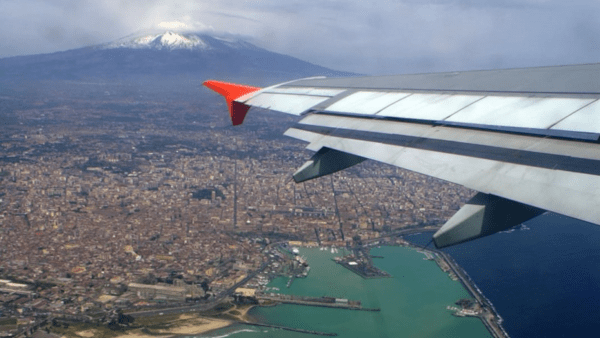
203,63 -> 600,248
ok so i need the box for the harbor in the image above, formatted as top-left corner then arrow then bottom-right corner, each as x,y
332,256 -> 392,279
284,235 -> 509,338
234,246 -> 493,338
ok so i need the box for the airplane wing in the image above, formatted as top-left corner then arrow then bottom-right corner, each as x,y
204,63 -> 600,248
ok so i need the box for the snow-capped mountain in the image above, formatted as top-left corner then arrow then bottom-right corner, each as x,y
0,31 -> 352,86
105,31 -> 260,52
106,31 -> 210,50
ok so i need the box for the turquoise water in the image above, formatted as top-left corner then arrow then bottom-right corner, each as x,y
196,246 -> 490,338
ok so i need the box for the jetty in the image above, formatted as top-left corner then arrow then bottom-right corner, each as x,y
403,239 -> 510,338
256,292 -> 380,311
332,257 -> 391,279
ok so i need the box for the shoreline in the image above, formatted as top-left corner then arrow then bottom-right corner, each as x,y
400,239 -> 510,338
111,315 -> 233,338
61,239 -> 507,338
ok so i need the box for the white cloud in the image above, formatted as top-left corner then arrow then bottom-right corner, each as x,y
155,20 -> 211,32
0,0 -> 599,75
157,21 -> 189,30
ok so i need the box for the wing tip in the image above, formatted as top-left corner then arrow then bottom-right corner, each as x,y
203,80 -> 261,126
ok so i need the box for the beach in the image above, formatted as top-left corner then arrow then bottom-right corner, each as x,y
112,315 -> 232,338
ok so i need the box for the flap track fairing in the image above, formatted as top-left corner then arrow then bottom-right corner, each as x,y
293,147 -> 367,183
433,193 -> 545,248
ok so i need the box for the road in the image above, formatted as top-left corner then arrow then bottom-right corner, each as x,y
128,259 -> 272,318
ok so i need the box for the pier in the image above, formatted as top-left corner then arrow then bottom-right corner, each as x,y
256,292 -> 380,312
437,251 -> 510,338
332,257 -> 391,279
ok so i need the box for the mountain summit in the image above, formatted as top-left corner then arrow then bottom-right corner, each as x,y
106,31 -> 235,51
0,31 -> 352,85
108,31 -> 209,50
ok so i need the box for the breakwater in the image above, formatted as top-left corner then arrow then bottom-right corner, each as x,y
437,251 -> 510,338
256,292 -> 380,311
402,239 -> 510,338
332,257 -> 392,279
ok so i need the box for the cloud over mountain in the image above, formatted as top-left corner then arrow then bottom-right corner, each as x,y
0,30 -> 353,86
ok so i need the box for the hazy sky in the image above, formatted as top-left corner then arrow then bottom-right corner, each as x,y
1,0 -> 600,75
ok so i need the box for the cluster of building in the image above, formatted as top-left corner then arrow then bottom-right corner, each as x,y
0,87 -> 473,329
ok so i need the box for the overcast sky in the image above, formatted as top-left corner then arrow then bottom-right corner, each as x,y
1,0 -> 599,75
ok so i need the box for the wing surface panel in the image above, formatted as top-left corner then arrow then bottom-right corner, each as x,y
445,96 -> 596,129
281,64 -> 600,94
245,93 -> 329,115
263,87 -> 346,96
234,76 -> 600,135
552,100 -> 600,133
376,93 -> 484,120
324,91 -> 411,115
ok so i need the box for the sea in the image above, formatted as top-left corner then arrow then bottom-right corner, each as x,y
193,213 -> 600,338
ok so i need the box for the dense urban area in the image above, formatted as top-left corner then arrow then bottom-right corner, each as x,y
0,82 -> 474,336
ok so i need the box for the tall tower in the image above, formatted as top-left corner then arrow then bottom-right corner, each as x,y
233,161 -> 237,229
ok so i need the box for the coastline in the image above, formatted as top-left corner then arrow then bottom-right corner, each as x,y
438,251 -> 510,338
62,239 -> 505,338
401,237 -> 510,338
112,315 -> 233,338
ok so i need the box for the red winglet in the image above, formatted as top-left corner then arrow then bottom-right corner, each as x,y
203,80 -> 261,126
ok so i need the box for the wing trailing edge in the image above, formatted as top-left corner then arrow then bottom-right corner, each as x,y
203,80 -> 261,125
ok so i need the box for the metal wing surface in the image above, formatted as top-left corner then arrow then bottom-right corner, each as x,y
204,64 -> 600,247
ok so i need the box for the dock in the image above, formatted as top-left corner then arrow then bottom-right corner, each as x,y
256,292 -> 380,312
332,257 -> 391,279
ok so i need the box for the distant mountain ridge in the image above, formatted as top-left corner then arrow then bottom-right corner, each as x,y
0,31 -> 353,86
107,31 -> 211,50
104,31 -> 257,51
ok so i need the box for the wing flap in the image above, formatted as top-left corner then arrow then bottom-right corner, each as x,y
292,129 -> 600,226
287,114 -> 600,226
